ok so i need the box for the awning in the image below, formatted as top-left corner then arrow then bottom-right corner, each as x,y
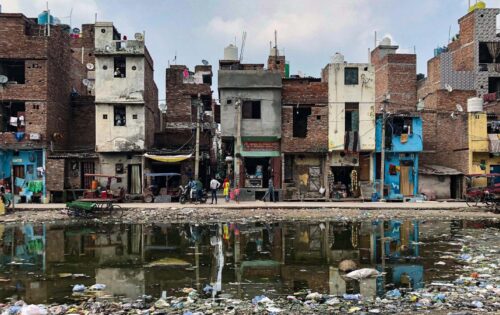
488,134 -> 500,153
144,153 -> 192,163
419,164 -> 462,176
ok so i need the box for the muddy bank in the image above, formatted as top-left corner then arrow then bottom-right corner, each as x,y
0,206 -> 498,225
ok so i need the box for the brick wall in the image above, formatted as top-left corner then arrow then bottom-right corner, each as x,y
281,78 -> 328,153
165,65 -> 212,124
144,48 -> 159,149
45,158 -> 65,191
69,96 -> 95,151
371,48 -> 417,113
267,55 -> 286,77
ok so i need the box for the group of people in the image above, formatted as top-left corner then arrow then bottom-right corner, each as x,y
209,177 -> 240,204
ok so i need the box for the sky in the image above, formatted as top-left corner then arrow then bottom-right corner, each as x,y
2,0 -> 500,103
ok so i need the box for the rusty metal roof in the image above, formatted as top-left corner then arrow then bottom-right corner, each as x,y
419,164 -> 463,175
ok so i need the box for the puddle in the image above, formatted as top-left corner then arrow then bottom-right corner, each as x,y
0,219 -> 498,305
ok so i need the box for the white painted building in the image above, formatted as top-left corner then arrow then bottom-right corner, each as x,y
325,53 -> 376,198
93,22 -> 158,194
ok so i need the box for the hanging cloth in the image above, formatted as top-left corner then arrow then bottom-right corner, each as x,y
15,132 -> 25,141
487,42 -> 500,63
10,117 -> 18,127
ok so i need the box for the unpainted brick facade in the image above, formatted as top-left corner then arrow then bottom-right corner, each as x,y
281,78 -> 328,153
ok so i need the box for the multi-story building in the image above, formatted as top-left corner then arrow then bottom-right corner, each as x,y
417,4 -> 500,196
219,45 -> 282,201
93,22 -> 158,195
0,12 -> 88,203
371,38 -> 423,200
281,76 -> 329,201
323,53 -> 376,199
149,64 -> 215,188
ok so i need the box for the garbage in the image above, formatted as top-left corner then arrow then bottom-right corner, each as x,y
385,289 -> 401,299
339,259 -> 357,272
343,294 -> 361,301
89,284 -> 106,291
345,268 -> 380,280
305,292 -> 322,301
252,295 -> 273,305
71,284 -> 85,292
470,300 -> 484,308
20,305 -> 47,315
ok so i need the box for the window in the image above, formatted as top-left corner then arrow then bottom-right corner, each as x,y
344,67 -> 359,85
489,77 -> 500,93
488,114 -> 500,134
0,102 -> 26,132
0,60 -> 25,84
132,114 -> 138,119
103,114 -> 108,119
293,107 -> 311,138
242,101 -> 261,119
114,106 -> 126,126
345,103 -> 359,132
202,74 -> 212,85
113,56 -> 126,78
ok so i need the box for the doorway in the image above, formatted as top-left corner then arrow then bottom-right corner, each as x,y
490,165 -> 500,184
13,165 -> 24,194
128,164 -> 142,194
400,164 -> 414,196
81,162 -> 95,189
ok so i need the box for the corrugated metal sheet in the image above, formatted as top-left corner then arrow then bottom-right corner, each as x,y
419,164 -> 462,175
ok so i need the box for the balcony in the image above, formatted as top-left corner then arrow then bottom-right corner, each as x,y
95,40 -> 144,55
483,91 -> 500,102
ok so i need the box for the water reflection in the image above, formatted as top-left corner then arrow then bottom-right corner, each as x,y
0,220 -> 497,304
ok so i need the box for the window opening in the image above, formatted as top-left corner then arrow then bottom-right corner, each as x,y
344,67 -> 359,85
293,107 -> 311,138
202,74 -> 212,85
488,77 -> 500,94
488,114 -> 500,134
103,114 -> 108,119
0,102 -> 26,132
0,60 -> 25,84
242,101 -> 261,119
114,56 -> 126,78
345,103 -> 359,132
114,106 -> 126,126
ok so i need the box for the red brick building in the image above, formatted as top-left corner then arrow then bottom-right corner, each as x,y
281,77 -> 329,200
0,13 -> 89,202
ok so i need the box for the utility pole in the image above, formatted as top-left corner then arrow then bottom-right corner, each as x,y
194,94 -> 201,180
10,161 -> 15,211
234,99 -> 242,188
379,95 -> 389,202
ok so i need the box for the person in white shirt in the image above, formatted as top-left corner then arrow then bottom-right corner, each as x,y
209,176 -> 221,204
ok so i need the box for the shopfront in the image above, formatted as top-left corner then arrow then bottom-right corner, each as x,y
0,149 -> 45,203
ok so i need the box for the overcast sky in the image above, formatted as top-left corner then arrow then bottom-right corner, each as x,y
3,0 -> 500,102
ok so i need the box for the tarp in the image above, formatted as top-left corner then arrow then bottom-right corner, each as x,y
144,153 -> 192,163
489,134 -> 500,153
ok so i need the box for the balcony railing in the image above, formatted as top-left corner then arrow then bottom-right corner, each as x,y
483,92 -> 500,102
95,40 -> 144,55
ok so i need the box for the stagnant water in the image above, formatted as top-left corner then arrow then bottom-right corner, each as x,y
0,219 -> 498,304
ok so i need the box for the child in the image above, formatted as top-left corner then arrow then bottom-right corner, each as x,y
223,178 -> 230,202
234,186 -> 240,204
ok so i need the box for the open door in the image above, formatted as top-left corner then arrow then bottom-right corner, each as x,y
13,165 -> 25,194
128,164 -> 142,194
400,165 -> 414,196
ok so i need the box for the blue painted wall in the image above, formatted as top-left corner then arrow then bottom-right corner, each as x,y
376,116 -> 423,152
374,116 -> 422,200
0,149 -> 45,196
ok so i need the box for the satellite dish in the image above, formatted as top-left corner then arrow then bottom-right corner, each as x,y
445,83 -> 453,92
86,63 -> 94,70
0,75 -> 8,84
72,27 -> 81,34
201,59 -> 209,66
82,79 -> 90,86
134,32 -> 144,41
105,45 -> 112,52
456,104 -> 464,112
450,112 -> 456,119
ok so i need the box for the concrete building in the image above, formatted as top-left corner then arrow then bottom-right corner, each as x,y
219,46 -> 282,200
281,76 -> 329,200
149,64 -> 216,189
324,53 -> 376,199
93,22 -> 159,195
0,13 -> 89,203
417,5 -> 500,195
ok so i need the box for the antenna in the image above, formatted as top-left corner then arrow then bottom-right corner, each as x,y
239,31 -> 247,62
274,30 -> 278,50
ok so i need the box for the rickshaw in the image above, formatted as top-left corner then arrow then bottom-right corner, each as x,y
464,173 -> 500,209
142,172 -> 181,203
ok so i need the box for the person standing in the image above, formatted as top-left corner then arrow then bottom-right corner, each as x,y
210,176 -> 221,204
223,178 -> 230,202
262,176 -> 275,202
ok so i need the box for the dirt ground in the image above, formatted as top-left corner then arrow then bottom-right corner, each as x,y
1,202 -> 499,224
